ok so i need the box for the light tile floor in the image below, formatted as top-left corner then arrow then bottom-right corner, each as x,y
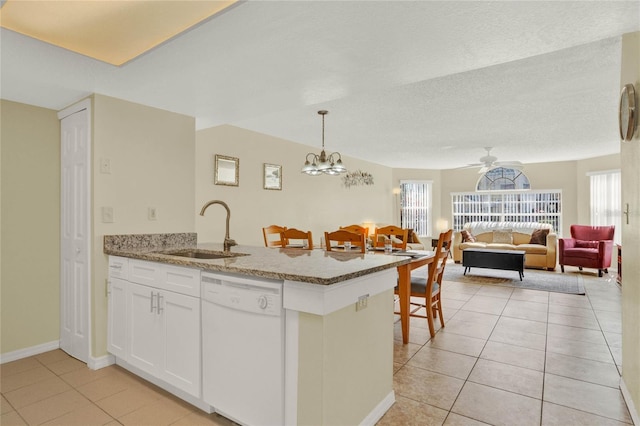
1,351 -> 235,425
0,266 -> 631,425
380,265 -> 632,425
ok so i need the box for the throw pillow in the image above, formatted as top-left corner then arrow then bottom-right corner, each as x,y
410,230 -> 419,244
461,230 -> 476,243
575,240 -> 599,248
492,229 -> 513,244
529,229 -> 549,245
399,229 -> 415,243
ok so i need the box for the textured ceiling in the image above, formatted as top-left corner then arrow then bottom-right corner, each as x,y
1,1 -> 639,169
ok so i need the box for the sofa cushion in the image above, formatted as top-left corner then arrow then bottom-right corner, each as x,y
529,229 -> 549,245
575,240 -> 598,249
492,229 -> 513,244
486,243 -> 517,250
461,229 -> 476,243
564,247 -> 599,259
459,242 -> 488,250
517,244 -> 548,255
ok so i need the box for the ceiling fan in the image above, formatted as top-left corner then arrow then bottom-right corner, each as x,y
462,147 -> 523,174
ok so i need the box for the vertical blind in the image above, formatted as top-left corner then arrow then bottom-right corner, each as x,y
400,181 -> 432,237
589,170 -> 621,244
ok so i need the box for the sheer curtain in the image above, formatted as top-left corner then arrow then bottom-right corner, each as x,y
589,170 -> 621,244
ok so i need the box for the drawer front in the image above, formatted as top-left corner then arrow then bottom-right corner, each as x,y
108,256 -> 129,280
129,259 -> 161,287
160,264 -> 201,297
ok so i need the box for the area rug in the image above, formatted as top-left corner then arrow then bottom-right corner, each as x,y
442,262 -> 585,295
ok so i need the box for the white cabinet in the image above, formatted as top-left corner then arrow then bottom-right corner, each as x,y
108,257 -> 201,398
107,277 -> 128,358
127,282 -> 162,374
107,257 -> 128,358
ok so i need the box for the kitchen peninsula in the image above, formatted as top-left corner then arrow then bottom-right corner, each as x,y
104,233 -> 409,426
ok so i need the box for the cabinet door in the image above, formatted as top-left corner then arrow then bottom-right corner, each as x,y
159,291 -> 201,397
127,282 -> 162,375
107,277 -> 127,358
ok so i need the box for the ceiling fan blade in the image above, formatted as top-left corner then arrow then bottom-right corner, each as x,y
494,161 -> 523,169
457,163 -> 483,170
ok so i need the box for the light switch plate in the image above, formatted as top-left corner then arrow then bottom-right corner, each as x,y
148,207 -> 157,221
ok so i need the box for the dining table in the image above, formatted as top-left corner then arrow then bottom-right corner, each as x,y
310,244 -> 436,344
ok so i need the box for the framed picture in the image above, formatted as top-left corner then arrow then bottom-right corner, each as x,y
214,154 -> 239,186
263,163 -> 282,190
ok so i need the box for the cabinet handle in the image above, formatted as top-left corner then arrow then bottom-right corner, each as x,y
150,292 -> 156,313
157,294 -> 164,315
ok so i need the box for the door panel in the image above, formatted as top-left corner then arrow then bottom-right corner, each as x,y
161,291 -> 200,396
60,107 -> 90,362
127,282 -> 161,375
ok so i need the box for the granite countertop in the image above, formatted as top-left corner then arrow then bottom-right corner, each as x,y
104,233 -> 412,285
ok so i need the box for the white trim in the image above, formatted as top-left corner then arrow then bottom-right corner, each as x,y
586,169 -> 621,176
57,97 -> 91,120
620,378 -> 640,426
88,354 -> 115,370
0,341 -> 60,364
284,310 -> 299,426
283,269 -> 396,316
359,390 -> 395,426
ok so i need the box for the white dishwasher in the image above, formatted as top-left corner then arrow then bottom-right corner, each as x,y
201,272 -> 284,426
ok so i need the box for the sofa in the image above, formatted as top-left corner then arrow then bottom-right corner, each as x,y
453,221 -> 557,270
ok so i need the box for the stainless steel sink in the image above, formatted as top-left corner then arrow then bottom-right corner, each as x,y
159,249 -> 248,260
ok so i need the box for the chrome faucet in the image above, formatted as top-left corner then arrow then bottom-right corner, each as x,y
199,200 -> 237,252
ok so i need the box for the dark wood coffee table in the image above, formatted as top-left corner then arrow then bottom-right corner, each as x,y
462,248 -> 526,280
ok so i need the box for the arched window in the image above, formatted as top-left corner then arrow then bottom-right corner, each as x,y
476,167 -> 530,191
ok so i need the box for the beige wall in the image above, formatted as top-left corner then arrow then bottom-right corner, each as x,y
1,100 -> 60,353
297,290 -> 394,425
620,31 -> 640,420
91,94 -> 196,356
195,125 -> 393,246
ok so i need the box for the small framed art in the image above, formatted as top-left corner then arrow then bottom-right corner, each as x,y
263,163 -> 282,190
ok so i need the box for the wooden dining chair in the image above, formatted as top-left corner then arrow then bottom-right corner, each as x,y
339,224 -> 369,238
397,229 -> 453,337
262,225 -> 287,247
280,228 -> 313,249
373,226 -> 409,250
324,230 -> 366,253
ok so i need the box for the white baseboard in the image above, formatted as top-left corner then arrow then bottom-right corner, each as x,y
621,378 -> 639,425
360,390 -> 395,426
88,353 -> 115,370
0,340 -> 60,364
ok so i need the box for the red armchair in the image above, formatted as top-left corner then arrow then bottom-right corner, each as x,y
559,225 -> 615,277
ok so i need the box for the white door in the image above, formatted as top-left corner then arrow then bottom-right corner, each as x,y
59,104 -> 91,363
127,282 -> 162,375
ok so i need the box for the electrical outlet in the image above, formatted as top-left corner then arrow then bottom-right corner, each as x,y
148,207 -> 157,221
356,294 -> 369,311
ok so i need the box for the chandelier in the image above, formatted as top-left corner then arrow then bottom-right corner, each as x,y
301,110 -> 347,176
